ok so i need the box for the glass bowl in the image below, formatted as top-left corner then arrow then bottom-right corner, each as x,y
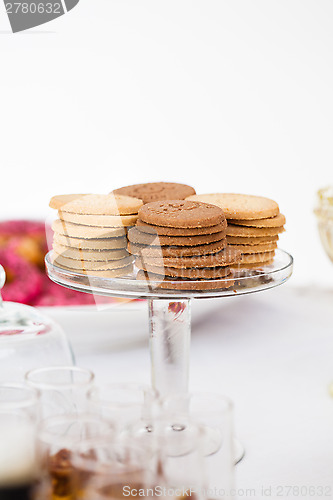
314,186 -> 333,264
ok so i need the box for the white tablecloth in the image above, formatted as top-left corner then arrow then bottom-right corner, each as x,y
73,284 -> 333,499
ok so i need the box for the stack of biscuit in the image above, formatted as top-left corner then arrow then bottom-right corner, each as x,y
128,200 -> 241,290
49,193 -> 143,277
186,193 -> 285,268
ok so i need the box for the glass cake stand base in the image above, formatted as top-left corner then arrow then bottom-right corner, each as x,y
45,249 -> 293,464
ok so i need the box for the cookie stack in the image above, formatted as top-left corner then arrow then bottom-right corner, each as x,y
187,193 -> 285,268
49,194 -> 143,277
128,200 -> 241,290
112,182 -> 196,204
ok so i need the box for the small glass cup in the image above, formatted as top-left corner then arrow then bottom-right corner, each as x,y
71,439 -> 151,500
0,383 -> 40,496
25,366 -> 95,418
87,383 -> 160,432
37,413 -> 115,500
163,392 -> 235,500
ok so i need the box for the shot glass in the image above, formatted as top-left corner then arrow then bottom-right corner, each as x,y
25,366 -> 95,418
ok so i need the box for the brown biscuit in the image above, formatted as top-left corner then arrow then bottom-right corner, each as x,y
112,182 -> 196,204
49,194 -> 89,210
59,212 -> 138,228
226,225 -> 284,237
54,234 -> 128,250
136,270 -> 235,291
52,220 -> 126,239
138,200 -> 225,228
231,260 -> 274,269
227,235 -> 278,245
135,261 -> 232,279
53,244 -> 129,262
128,240 -> 227,258
228,242 -> 277,254
53,254 -> 133,271
128,227 -> 226,247
186,193 -> 279,220
136,219 -> 227,236
231,213 -> 286,228
135,247 -> 241,269
58,194 -> 143,216
240,251 -> 275,263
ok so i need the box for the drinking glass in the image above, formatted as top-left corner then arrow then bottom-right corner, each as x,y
87,383 -> 160,432
0,383 -> 39,499
163,393 -> 235,500
25,366 -> 95,418
37,413 -> 115,500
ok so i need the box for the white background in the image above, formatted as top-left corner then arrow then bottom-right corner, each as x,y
0,0 -> 333,286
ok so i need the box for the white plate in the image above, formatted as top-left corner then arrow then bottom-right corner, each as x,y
39,299 -> 224,354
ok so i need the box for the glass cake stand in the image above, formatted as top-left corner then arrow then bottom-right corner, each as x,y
45,249 -> 293,462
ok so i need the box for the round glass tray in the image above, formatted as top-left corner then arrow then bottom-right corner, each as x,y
45,249 -> 293,300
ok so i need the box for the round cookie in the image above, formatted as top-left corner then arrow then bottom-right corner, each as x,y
228,242 -> 277,254
231,260 -> 274,269
135,247 -> 241,269
186,193 -> 279,220
53,234 -> 128,250
227,235 -> 278,245
139,200 -> 225,228
136,219 -> 227,236
58,194 -> 143,216
128,227 -> 226,247
135,261 -> 232,279
112,182 -> 196,204
52,220 -> 126,239
54,264 -> 133,278
59,212 -> 138,228
53,254 -> 133,271
240,251 -> 275,263
226,225 -> 284,237
231,213 -> 286,228
136,270 -> 235,291
53,244 -> 129,261
49,194 -> 89,210
128,240 -> 227,258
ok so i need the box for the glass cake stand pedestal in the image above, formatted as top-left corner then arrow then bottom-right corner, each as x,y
45,249 -> 293,462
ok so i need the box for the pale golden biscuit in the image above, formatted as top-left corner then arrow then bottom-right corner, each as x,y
53,244 -> 129,261
136,270 -> 235,291
228,242 -> 277,254
53,254 -> 133,271
226,225 -> 284,237
53,234 -> 128,250
52,220 -> 126,239
135,247 -> 241,269
231,259 -> 274,269
49,194 -> 89,210
240,251 -> 275,263
128,240 -> 227,258
135,261 -> 232,279
136,219 -> 227,236
58,194 -> 143,216
128,227 -> 226,247
54,264 -> 133,278
59,212 -> 138,228
227,235 -> 278,245
231,213 -> 286,228
186,193 -> 279,220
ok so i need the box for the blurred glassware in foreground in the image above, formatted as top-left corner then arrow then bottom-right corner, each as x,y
0,383 -> 39,499
314,186 -> 333,264
26,366 -> 94,418
0,265 -> 75,382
